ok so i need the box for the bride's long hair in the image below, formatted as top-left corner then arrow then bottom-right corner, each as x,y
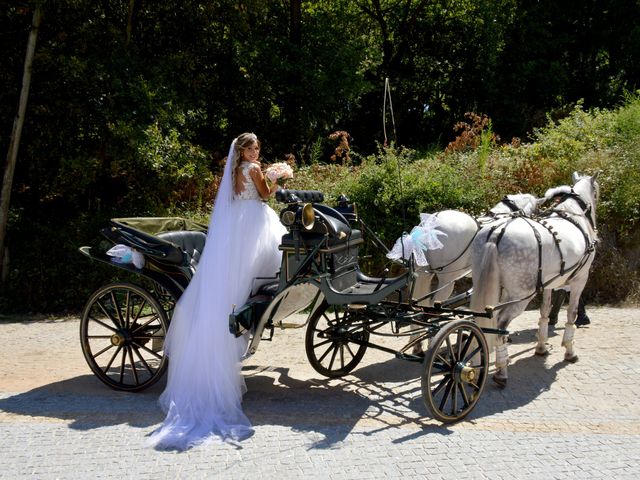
231,133 -> 259,196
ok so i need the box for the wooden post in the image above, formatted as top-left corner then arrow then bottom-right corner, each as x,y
0,3 -> 43,287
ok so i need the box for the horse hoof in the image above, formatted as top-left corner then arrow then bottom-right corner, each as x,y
492,375 -> 507,388
534,349 -> 550,357
564,354 -> 579,364
411,346 -> 424,356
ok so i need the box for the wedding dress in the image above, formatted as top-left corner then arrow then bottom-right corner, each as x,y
146,137 -> 286,450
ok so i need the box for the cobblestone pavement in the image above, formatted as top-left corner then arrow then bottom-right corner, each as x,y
1,307 -> 640,479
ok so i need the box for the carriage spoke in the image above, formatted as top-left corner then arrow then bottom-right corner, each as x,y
102,345 -> 122,373
435,353 -> 452,370
88,314 -> 118,333
445,337 -> 455,363
439,379 -> 454,412
133,333 -> 164,340
96,300 -> 120,329
452,380 -> 458,414
456,329 -> 463,359
431,374 -> 451,397
459,329 -> 474,360
127,346 -> 140,385
132,345 -> 155,375
119,347 -> 127,384
431,361 -> 448,373
132,298 -> 149,327
133,341 -> 164,360
344,342 -> 356,359
316,342 -> 335,363
125,291 -> 132,328
111,291 -> 125,329
463,345 -> 483,364
458,382 -> 470,408
328,345 -> 339,371
321,312 -> 336,327
339,344 -> 345,368
92,343 -> 115,358
312,337 -> 333,349
130,313 -> 159,334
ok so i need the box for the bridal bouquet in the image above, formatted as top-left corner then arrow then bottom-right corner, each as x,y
265,162 -> 294,185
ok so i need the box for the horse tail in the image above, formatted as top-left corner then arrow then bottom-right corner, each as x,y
471,239 -> 501,312
470,238 -> 501,351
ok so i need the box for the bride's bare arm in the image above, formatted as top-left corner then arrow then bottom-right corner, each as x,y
248,164 -> 278,199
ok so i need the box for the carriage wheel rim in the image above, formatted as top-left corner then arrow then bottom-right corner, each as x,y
422,320 -> 488,423
305,302 -> 369,378
80,283 -> 169,391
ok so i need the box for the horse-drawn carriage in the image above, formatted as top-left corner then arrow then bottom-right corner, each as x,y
79,189 -> 522,423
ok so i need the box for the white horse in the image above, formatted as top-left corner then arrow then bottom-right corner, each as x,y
470,172 -> 599,386
395,193 -> 543,355
412,193 -> 544,307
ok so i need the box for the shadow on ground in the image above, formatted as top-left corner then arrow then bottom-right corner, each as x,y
0,336 -> 570,449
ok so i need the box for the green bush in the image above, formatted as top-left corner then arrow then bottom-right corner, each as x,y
286,96 -> 640,303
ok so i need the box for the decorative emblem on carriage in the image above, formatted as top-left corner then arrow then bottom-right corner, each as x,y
335,253 -> 355,266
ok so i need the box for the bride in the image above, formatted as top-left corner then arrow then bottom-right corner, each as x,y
147,133 -> 287,450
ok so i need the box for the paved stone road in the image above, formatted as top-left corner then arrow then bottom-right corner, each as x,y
1,307 -> 640,479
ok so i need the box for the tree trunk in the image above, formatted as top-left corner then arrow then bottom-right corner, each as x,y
125,0 -> 141,46
0,3 -> 43,288
290,0 -> 302,46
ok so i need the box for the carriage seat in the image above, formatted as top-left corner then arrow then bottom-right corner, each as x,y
157,230 -> 207,269
276,189 -> 324,204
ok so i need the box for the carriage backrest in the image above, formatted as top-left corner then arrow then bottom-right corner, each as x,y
157,231 -> 207,270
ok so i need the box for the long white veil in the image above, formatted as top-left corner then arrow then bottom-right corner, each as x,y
146,137 -> 254,450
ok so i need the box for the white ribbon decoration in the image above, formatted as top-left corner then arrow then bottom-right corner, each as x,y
386,214 -> 447,266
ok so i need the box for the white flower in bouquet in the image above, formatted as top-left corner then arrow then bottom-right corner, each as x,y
265,162 -> 294,184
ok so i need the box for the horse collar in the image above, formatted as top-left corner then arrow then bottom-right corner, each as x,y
500,196 -> 521,212
561,191 -> 588,212
556,191 -> 594,229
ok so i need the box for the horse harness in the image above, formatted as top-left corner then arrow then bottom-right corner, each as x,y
484,190 -> 597,293
427,197 -> 531,274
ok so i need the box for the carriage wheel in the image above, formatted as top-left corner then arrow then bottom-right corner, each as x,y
421,319 -> 488,423
80,282 -> 169,392
305,302 -> 370,378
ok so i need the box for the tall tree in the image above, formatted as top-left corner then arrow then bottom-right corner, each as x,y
290,0 -> 301,45
0,2 -> 43,285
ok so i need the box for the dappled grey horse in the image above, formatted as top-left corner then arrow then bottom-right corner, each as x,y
411,194 -> 544,306
389,194 -> 544,354
470,172 -> 599,386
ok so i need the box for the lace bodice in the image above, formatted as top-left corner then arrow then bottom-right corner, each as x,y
235,162 -> 261,200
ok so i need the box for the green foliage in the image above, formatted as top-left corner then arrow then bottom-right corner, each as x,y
287,96 -> 640,302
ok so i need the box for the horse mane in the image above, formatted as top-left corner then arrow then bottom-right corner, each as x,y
543,185 -> 572,202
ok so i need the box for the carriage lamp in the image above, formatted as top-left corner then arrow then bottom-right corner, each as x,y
336,194 -> 358,223
281,209 -> 296,226
296,203 -> 315,231
280,203 -> 315,231
298,203 -> 316,230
